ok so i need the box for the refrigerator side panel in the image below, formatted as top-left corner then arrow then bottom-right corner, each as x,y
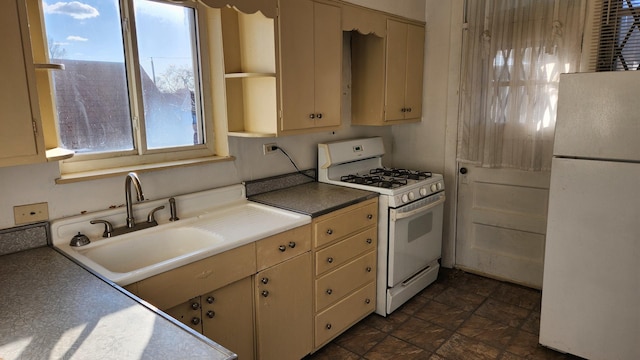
554,71 -> 640,162
540,158 -> 640,360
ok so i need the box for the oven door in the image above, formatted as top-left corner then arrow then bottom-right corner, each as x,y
388,192 -> 445,287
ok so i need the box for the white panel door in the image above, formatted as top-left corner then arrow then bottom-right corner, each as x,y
455,163 -> 550,288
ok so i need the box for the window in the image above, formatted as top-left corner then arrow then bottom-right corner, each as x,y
593,0 -> 640,71
36,0 -> 218,174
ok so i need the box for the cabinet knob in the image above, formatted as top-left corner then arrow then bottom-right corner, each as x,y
366,238 -> 372,244
367,214 -> 373,220
316,113 -> 323,119
206,310 -> 215,318
261,277 -> 269,284
401,107 -> 407,112
326,289 -> 333,295
191,302 -> 200,310
365,298 -> 371,304
262,290 -> 269,297
191,317 -> 201,325
326,323 -> 332,330
288,241 -> 296,248
327,257 -> 334,264
407,107 -> 412,112
366,266 -> 372,272
278,245 -> 286,252
206,296 -> 215,304
309,113 -> 315,119
326,229 -> 333,235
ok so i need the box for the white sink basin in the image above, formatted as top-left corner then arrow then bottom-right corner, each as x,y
76,227 -> 224,273
50,185 -> 311,286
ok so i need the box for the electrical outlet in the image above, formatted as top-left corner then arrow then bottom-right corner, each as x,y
14,202 -> 49,225
263,143 -> 277,155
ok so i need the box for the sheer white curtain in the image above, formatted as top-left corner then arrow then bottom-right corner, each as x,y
458,0 -> 586,171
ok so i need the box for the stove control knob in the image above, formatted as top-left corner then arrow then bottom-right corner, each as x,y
430,184 -> 438,192
408,192 -> 415,201
401,194 -> 409,203
419,188 -> 427,196
437,182 -> 443,190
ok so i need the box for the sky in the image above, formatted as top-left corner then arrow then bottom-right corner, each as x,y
42,0 -> 196,78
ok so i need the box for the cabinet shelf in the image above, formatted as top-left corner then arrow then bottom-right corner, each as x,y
225,72 -> 275,79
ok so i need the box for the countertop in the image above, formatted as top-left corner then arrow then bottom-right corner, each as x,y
0,247 -> 235,360
249,182 -> 378,217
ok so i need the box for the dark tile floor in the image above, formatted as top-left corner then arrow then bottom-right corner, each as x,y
306,268 -> 584,360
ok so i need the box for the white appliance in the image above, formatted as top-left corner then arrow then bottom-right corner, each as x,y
540,71 -> 640,360
318,137 -> 445,315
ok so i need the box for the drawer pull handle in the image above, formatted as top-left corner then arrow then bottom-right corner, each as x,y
366,238 -> 372,244
278,245 -> 286,252
206,296 -> 215,304
327,257 -> 334,263
326,229 -> 333,235
191,302 -> 200,310
366,266 -> 372,272
367,214 -> 373,220
288,241 -> 296,248
262,290 -> 270,297
191,317 -> 201,325
206,310 -> 215,318
261,277 -> 269,284
326,289 -> 333,295
365,298 -> 371,304
326,323 -> 332,330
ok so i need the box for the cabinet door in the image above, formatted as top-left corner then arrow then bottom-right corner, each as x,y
278,0 -> 315,131
202,277 -> 255,360
384,19 -> 409,122
311,1 -> 341,128
0,0 -> 45,167
403,23 -> 424,120
255,252 -> 312,360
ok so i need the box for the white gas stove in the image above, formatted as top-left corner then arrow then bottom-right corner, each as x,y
318,137 -> 445,315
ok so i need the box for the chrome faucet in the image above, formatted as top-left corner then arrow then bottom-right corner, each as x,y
90,172 -> 164,238
125,172 -> 144,228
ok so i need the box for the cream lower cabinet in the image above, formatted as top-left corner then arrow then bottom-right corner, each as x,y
0,0 -> 45,167
254,224 -> 312,360
312,198 -> 378,349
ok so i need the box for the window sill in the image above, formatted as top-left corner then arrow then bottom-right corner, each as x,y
55,155 -> 235,184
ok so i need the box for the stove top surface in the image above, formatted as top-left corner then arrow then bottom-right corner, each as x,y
338,168 -> 434,189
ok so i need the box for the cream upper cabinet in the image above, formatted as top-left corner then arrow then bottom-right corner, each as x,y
278,0 -> 342,133
0,0 -> 45,167
350,14 -> 425,126
384,19 -> 424,122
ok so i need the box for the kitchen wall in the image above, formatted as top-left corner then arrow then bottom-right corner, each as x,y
0,0 -> 458,253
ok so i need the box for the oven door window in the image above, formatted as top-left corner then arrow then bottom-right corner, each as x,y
388,196 -> 444,287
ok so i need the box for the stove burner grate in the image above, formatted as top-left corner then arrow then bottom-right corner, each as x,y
370,168 -> 433,180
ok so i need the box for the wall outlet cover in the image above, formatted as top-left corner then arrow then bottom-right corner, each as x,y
14,202 -> 49,225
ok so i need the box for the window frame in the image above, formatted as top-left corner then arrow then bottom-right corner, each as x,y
29,0 -> 227,177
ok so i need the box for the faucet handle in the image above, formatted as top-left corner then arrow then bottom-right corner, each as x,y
90,219 -> 113,238
147,206 -> 165,224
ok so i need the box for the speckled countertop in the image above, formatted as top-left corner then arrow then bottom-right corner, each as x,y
0,247 -> 235,360
249,182 -> 377,217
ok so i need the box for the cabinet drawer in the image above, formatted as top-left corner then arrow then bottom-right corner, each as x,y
131,243 -> 256,310
256,224 -> 311,271
315,227 -> 377,276
315,251 -> 376,311
314,200 -> 377,248
314,282 -> 376,348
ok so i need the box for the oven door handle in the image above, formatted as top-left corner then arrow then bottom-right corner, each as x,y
391,195 -> 446,221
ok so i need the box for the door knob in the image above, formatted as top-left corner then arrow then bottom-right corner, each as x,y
460,167 -> 468,174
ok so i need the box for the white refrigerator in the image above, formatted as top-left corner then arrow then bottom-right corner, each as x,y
540,71 -> 640,360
